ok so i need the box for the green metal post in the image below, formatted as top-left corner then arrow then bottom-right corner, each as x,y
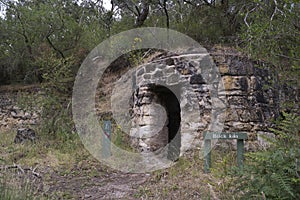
204,139 -> 211,173
102,120 -> 111,158
237,139 -> 244,169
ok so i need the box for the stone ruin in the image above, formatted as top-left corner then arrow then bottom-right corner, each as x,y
0,88 -> 40,130
0,46 -> 280,159
112,47 -> 279,159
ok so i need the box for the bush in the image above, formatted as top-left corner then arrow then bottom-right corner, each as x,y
232,113 -> 300,199
40,56 -> 75,141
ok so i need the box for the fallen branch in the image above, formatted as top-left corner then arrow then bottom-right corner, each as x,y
0,163 -> 41,178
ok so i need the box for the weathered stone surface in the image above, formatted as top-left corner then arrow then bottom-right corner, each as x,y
190,74 -> 205,84
153,70 -> 163,79
0,90 -> 41,130
14,128 -> 36,144
218,64 -> 229,74
145,63 -> 157,73
225,107 -> 239,122
257,131 -> 275,150
167,74 -> 180,84
228,60 -> 254,75
137,67 -> 145,76
222,76 -> 249,91
164,65 -> 176,74
129,47 -> 283,155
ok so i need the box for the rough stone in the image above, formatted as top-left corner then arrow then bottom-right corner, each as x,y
137,67 -> 145,76
145,64 -> 157,73
143,74 -> 151,80
14,128 -> 36,144
218,64 -> 229,74
128,48 -> 282,155
166,74 -> 180,84
190,74 -> 205,84
152,70 -> 163,79
257,131 -> 275,149
222,76 -> 249,91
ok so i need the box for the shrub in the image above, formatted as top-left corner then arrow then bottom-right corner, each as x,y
232,113 -> 300,199
31,52 -> 76,142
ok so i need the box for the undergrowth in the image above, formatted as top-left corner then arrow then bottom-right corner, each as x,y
220,113 -> 300,199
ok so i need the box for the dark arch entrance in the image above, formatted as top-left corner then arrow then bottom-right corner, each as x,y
147,84 -> 181,160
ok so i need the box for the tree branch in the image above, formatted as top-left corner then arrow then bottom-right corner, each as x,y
46,34 -> 65,59
244,6 -> 257,28
296,159 -> 300,178
134,1 -> 149,27
161,0 -> 170,29
270,0 -> 285,21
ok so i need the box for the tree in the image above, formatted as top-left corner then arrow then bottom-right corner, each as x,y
238,0 -> 300,86
0,0 -> 110,83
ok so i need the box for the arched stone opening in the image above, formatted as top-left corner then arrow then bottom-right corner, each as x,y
111,47 -> 281,160
130,84 -> 181,160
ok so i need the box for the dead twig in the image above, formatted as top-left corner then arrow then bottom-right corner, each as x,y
270,0 -> 285,21
244,6 -> 257,28
0,164 -> 41,178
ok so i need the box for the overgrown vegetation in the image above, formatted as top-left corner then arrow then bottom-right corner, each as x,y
0,0 -> 299,199
134,151 -> 213,199
0,170 -> 43,200
1,0 -> 299,86
230,113 -> 300,199
212,113 -> 300,199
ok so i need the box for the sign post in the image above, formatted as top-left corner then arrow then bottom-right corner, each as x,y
102,120 -> 111,158
204,132 -> 247,173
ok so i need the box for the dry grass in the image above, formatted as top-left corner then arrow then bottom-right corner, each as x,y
131,146 -> 244,200
0,129 -> 94,199
134,151 -> 219,200
0,129 -> 241,199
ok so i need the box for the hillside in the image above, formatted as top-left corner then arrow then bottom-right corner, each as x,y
1,46 -> 299,199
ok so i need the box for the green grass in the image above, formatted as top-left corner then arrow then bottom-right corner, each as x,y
0,176 -> 41,200
0,125 -> 253,199
0,129 -> 95,199
132,142 -> 247,199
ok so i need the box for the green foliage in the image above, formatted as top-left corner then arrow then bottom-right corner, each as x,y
0,0 -> 111,84
0,0 -> 298,86
127,37 -> 144,66
239,0 -> 300,88
232,113 -> 300,199
172,6 -> 233,43
15,50 -> 76,142
38,54 -> 75,141
111,124 -> 133,151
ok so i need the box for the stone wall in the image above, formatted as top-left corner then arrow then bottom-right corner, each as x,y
127,47 -> 280,155
213,47 -> 280,150
0,87 -> 40,131
0,47 -> 282,157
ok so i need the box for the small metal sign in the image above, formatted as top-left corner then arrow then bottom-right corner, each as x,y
102,120 -> 111,158
204,132 -> 247,173
205,132 -> 247,140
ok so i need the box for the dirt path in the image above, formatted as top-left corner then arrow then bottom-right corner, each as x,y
1,160 -> 149,200
47,169 -> 147,199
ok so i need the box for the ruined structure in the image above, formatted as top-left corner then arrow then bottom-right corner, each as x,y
112,47 -> 279,159
0,47 -> 281,162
